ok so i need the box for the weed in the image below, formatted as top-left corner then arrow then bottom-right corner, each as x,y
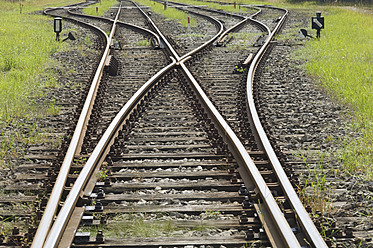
193,209 -> 220,232
80,213 -> 177,238
293,7 -> 373,179
136,39 -> 151,46
0,119 -> 51,169
296,154 -> 334,215
135,0 -> 196,27
95,161 -> 109,181
83,0 -> 118,16
171,0 -> 254,13
96,169 -> 109,181
74,157 -> 87,166
234,65 -> 246,73
0,0 -> 90,168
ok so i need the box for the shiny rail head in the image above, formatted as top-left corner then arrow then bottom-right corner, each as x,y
244,5 -> 327,248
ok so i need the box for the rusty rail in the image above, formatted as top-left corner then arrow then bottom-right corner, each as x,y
33,2 -> 326,248
31,3 -> 121,248
245,5 -> 328,248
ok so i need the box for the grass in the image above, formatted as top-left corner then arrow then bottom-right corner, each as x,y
0,8 -> 60,120
0,0 -> 81,168
82,0 -> 119,16
135,0 -> 197,27
136,39 -> 151,46
296,155 -> 333,214
81,211 -> 223,238
81,213 -> 177,238
0,202 -> 34,243
293,7 -> 373,180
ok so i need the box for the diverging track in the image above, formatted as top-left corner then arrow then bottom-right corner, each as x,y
26,1 -> 328,247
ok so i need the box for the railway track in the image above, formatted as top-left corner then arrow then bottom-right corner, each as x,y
0,1 -> 334,247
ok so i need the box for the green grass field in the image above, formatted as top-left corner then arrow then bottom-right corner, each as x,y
294,7 -> 373,179
0,0 -> 81,168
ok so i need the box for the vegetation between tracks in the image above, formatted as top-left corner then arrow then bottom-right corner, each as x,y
170,0 -> 253,13
215,0 -> 373,179
80,212 -> 222,238
83,0 -> 119,16
135,0 -> 197,27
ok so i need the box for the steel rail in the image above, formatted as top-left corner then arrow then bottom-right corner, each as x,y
67,8 -> 162,47
132,1 -> 180,60
37,2 -> 315,247
43,57 -> 177,248
177,60 -> 300,247
161,0 -> 263,49
34,2 -> 218,246
216,8 -> 262,45
139,0 -> 225,60
135,1 -> 301,246
176,8 -> 224,60
167,2 -> 310,246
31,4 -> 121,248
245,6 -> 328,248
33,1 -> 221,247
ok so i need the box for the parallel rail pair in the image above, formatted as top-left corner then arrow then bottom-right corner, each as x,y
32,1 -> 327,247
